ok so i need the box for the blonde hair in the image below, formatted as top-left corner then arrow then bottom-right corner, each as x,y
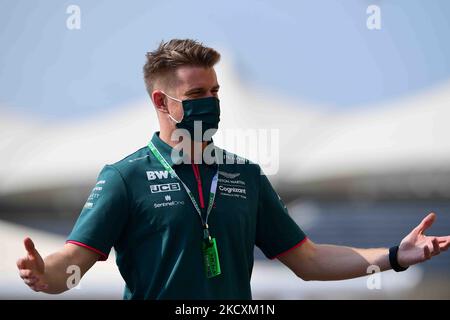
143,39 -> 221,94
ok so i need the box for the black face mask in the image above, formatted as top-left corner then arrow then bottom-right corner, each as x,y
164,93 -> 221,142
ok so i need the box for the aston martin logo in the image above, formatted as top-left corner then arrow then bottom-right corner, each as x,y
218,171 -> 240,179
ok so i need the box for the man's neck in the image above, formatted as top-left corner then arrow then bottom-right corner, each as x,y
159,130 -> 180,148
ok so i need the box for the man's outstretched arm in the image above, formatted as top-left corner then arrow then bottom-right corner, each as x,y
279,212 -> 450,281
16,237 -> 100,294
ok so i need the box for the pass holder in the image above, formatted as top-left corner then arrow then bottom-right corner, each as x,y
202,237 -> 221,278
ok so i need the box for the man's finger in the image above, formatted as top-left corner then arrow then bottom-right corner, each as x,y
32,283 -> 48,292
439,240 -> 450,251
415,212 -> 436,235
29,285 -> 40,292
24,278 -> 39,286
19,269 -> 35,279
16,257 -> 33,270
437,236 -> 450,243
431,238 -> 440,256
424,245 -> 431,260
16,258 -> 25,269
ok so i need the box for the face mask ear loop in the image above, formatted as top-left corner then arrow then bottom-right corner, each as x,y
161,91 -> 183,123
161,91 -> 182,103
168,113 -> 181,124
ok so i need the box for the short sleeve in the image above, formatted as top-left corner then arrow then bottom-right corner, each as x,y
66,165 -> 129,261
255,168 -> 307,259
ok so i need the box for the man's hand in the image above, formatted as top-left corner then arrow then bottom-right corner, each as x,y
16,237 -> 48,292
16,238 -> 100,294
397,212 -> 450,268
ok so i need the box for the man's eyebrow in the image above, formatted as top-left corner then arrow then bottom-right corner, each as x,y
184,87 -> 205,95
184,85 -> 220,96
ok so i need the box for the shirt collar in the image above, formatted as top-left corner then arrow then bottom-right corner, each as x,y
150,132 -> 217,167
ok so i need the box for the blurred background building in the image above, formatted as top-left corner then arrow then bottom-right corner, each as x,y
0,0 -> 449,299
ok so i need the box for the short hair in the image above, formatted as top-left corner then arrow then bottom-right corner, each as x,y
143,39 -> 221,95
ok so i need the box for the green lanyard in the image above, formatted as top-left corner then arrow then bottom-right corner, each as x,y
147,141 -> 219,242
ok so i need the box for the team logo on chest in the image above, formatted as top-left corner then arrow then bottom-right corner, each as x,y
147,170 -> 180,193
146,170 -> 174,180
218,171 -> 247,200
150,182 -> 181,193
153,193 -> 185,208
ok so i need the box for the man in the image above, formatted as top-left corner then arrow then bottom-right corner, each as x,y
17,39 -> 450,299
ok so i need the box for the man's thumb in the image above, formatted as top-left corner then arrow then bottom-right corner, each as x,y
416,212 -> 436,235
24,237 -> 37,256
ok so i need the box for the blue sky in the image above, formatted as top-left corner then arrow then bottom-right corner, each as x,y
1,0 -> 449,120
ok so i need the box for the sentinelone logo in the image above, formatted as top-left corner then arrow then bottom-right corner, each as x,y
154,193 -> 185,209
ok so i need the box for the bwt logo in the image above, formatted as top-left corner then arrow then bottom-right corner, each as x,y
150,183 -> 181,193
146,170 -> 173,180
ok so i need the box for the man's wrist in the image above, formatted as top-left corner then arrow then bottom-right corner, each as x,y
389,245 -> 409,272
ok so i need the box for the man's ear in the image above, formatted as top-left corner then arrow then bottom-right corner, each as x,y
152,90 -> 169,113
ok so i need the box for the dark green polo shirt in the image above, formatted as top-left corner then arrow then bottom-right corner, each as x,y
67,132 -> 307,299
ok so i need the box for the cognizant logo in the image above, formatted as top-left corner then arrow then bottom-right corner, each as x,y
219,186 -> 246,194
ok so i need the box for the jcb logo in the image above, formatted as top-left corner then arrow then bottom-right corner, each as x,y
146,170 -> 172,180
150,183 -> 181,193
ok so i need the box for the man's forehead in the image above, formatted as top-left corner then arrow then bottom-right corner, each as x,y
175,66 -> 218,89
